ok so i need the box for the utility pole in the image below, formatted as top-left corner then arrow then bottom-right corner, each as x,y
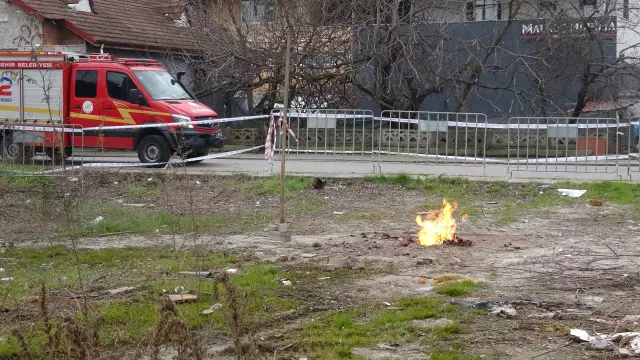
280,27 -> 292,224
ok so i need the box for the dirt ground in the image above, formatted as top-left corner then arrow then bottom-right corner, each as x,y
1,172 -> 640,359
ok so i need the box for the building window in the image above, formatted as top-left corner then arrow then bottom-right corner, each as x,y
75,70 -> 97,98
474,0 -> 502,20
581,0 -> 597,6
241,0 -> 276,23
398,0 -> 412,23
624,0 -> 630,19
466,0 -> 476,21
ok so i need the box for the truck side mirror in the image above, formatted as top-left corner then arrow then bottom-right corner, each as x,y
128,89 -> 144,105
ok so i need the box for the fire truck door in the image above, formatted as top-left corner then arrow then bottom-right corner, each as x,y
101,71 -> 145,150
68,69 -> 104,148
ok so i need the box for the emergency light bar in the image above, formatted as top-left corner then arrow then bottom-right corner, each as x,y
118,58 -> 160,65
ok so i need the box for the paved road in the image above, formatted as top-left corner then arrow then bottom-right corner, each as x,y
70,152 -> 640,182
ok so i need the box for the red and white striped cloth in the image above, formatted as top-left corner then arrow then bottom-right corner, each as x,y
264,113 -> 298,162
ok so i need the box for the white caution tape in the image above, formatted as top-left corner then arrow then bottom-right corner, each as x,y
264,114 -> 298,164
277,148 -> 631,165
273,111 -> 373,120
82,145 -> 265,168
1,145 -> 266,175
375,117 -> 630,129
83,115 -> 269,131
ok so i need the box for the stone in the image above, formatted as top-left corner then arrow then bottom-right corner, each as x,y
267,224 -> 279,232
328,257 -> 349,268
323,264 -> 337,271
312,242 -> 322,248
589,338 -> 613,351
589,200 -> 604,207
388,230 -> 403,238
416,258 -> 434,266
300,253 -> 318,259
411,318 -> 454,330
528,312 -> 556,319
580,295 -> 604,308
490,305 -> 517,317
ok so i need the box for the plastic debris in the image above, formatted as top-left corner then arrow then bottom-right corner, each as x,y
201,303 -> 222,315
557,189 -> 587,198
91,216 -> 104,224
490,305 -> 517,317
571,329 -> 640,355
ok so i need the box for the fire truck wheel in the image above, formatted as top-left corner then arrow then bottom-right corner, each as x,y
138,135 -> 171,165
2,136 -> 33,164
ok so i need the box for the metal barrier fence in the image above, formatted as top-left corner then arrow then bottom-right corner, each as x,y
270,109 -> 376,161
506,117 -> 630,174
628,120 -> 640,176
2,112 -> 638,179
0,116 -> 270,175
0,123 -> 84,176
376,111 -> 488,165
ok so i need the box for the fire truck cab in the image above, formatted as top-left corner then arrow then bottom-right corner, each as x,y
0,51 -> 225,165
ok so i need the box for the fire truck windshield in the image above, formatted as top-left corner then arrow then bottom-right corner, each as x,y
133,70 -> 192,100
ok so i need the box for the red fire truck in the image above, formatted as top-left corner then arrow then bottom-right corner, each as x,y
0,51 -> 225,165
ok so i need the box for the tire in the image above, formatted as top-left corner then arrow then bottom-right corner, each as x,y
183,150 -> 209,165
1,134 -> 33,164
137,135 -> 171,166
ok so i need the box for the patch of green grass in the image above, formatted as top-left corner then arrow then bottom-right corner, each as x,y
1,248 -> 292,354
433,322 -> 463,340
433,280 -> 482,297
0,172 -> 53,188
246,176 -> 311,196
293,297 -> 480,358
63,202 -> 273,237
427,351 -> 486,360
292,196 -> 325,213
335,212 -> 383,223
556,181 -> 640,205
124,183 -> 161,198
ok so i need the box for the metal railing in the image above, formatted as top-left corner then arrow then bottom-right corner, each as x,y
376,111 -> 489,166
271,109 -> 376,161
505,117 -> 628,174
627,120 -> 640,176
0,123 -> 84,176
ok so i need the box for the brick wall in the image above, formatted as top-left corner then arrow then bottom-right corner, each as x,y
42,20 -> 85,46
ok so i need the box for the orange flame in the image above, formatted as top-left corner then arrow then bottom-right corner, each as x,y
416,199 -> 465,246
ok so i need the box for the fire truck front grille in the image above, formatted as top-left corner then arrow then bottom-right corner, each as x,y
195,117 -> 218,130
